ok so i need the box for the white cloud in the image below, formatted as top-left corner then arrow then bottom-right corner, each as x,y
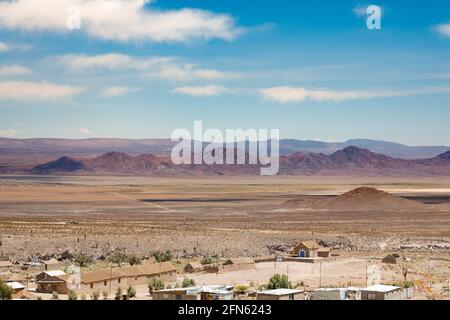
0,42 -> 9,52
260,87 -> 390,103
0,65 -> 32,76
0,0 -> 241,43
173,85 -> 227,97
0,81 -> 83,101
79,128 -> 92,134
434,23 -> 450,37
101,86 -> 140,97
259,86 -> 450,104
0,129 -> 18,138
59,53 -> 235,81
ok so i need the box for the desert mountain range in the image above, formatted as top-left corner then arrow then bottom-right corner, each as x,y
1,146 -> 445,177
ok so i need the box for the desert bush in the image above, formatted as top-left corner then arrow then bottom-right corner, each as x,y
67,289 -> 78,300
115,287 -> 122,301
148,278 -> 165,293
267,274 -> 292,290
127,254 -> 142,266
127,286 -> 136,299
182,278 -> 196,288
0,280 -> 13,300
201,256 -> 218,265
91,290 -> 100,300
74,253 -> 93,267
80,293 -> 86,300
52,291 -> 59,300
103,290 -> 109,300
153,250 -> 173,262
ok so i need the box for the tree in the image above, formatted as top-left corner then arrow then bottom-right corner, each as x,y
182,278 -> 196,288
0,280 -> 12,300
115,287 -> 123,301
74,253 -> 93,267
148,278 -> 165,293
67,289 -> 78,300
127,286 -> 136,299
109,250 -> 128,266
267,274 -> 292,290
153,250 -> 173,262
102,290 -> 109,300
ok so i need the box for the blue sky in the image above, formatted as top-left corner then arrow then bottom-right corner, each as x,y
0,0 -> 449,146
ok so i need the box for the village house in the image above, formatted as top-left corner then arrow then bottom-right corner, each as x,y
360,284 -> 412,300
7,281 -> 37,300
43,258 -> 64,271
256,289 -> 305,301
152,285 -> 233,301
291,241 -> 331,258
184,262 -> 204,274
0,260 -> 14,272
36,270 -> 70,294
80,261 -> 177,293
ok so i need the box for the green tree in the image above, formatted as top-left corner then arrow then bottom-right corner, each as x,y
67,289 -> 78,300
267,274 -> 292,290
0,280 -> 12,300
148,278 -> 165,293
182,278 -> 196,288
74,253 -> 93,267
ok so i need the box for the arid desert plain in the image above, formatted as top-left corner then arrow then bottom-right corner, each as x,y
0,175 -> 449,299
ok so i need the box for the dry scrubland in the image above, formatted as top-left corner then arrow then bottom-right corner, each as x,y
1,175 -> 449,299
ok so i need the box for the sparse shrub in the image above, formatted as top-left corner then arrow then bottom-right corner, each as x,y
148,278 -> 165,293
201,256 -> 218,265
153,250 -> 173,262
127,286 -> 136,299
267,274 -> 292,290
257,284 -> 267,291
52,291 -> 59,300
115,287 -> 122,301
91,290 -> 100,300
80,293 -> 86,300
102,290 -> 109,300
74,253 -> 93,267
127,254 -> 142,266
297,281 -> 305,288
182,278 -> 196,288
0,280 -> 13,300
67,289 -> 78,300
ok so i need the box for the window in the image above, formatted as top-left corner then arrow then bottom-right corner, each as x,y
104,281 -> 107,286
90,283 -> 93,289
118,278 -> 121,284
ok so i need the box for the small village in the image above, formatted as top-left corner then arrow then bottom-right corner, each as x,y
1,240 -> 429,301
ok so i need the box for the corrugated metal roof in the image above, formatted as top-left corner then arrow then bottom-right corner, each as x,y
259,289 -> 304,296
363,285 -> 400,293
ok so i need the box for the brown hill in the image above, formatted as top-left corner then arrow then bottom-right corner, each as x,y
23,147 -> 450,177
284,187 -> 429,211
